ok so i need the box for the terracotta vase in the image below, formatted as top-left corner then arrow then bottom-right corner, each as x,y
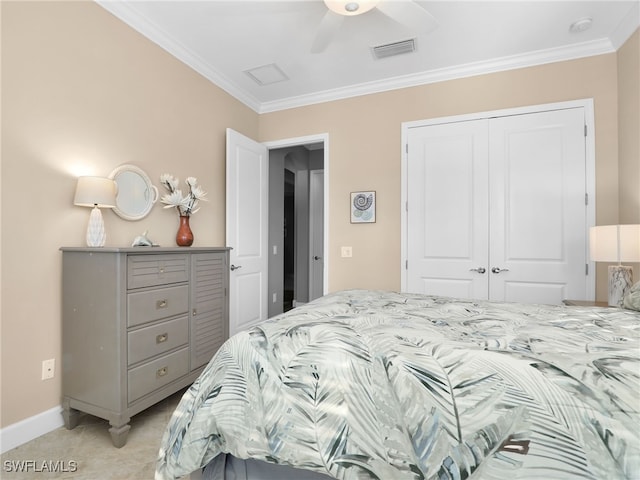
176,215 -> 194,247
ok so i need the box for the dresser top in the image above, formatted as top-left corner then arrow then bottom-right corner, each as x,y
60,246 -> 230,253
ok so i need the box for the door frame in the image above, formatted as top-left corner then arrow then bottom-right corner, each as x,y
309,168 -> 325,301
400,98 -> 596,299
264,134 -> 330,298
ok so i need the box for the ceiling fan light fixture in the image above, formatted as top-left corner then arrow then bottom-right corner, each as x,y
345,2 -> 359,12
324,0 -> 380,16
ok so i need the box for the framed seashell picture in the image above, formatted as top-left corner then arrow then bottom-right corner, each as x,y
350,191 -> 376,223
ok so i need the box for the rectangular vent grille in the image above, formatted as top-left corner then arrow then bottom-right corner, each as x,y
244,63 -> 289,86
372,38 -> 416,59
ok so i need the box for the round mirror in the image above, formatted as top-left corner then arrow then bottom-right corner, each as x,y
109,165 -> 158,221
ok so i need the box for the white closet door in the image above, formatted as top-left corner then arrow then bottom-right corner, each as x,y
406,119 -> 490,298
488,108 -> 587,304
405,107 -> 587,304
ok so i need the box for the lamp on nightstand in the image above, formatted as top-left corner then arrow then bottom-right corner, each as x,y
590,224 -> 640,306
74,176 -> 117,247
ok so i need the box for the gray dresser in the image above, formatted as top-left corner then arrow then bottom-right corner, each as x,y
60,247 -> 230,447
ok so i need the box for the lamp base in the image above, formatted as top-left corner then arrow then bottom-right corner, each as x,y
608,265 -> 633,307
86,206 -> 106,247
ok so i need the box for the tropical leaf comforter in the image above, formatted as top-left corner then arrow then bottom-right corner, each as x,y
156,290 -> 640,480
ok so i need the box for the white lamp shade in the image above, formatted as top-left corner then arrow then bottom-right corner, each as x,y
74,177 -> 117,208
590,224 -> 640,263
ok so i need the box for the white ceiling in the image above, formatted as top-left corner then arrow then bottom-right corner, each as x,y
98,0 -> 639,113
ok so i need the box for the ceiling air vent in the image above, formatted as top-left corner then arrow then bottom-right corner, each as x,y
372,38 -> 416,60
244,63 -> 289,86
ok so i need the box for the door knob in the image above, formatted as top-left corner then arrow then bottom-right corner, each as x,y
230,264 -> 242,271
491,267 -> 509,274
469,267 -> 486,274
313,256 -> 322,260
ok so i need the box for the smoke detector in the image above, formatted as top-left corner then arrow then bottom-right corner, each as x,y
569,17 -> 592,34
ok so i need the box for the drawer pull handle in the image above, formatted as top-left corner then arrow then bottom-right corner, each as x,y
156,333 -> 168,344
156,366 -> 168,378
159,268 -> 165,274
156,299 -> 168,309
192,309 -> 197,316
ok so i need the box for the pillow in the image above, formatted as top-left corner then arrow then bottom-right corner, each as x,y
623,281 -> 640,311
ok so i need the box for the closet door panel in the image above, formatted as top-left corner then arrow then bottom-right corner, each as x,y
489,108 -> 587,304
406,120 -> 489,298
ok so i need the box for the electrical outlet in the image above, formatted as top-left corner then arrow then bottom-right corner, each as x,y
341,246 -> 353,258
42,359 -> 55,380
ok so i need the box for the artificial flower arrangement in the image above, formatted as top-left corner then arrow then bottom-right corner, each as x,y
159,174 -> 207,216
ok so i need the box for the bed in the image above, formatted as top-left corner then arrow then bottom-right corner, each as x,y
155,289 -> 640,480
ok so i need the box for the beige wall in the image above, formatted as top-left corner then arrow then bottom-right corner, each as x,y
1,1 -> 258,427
618,29 -> 640,224
1,0 -> 637,429
260,54 -> 625,296
616,29 -> 640,287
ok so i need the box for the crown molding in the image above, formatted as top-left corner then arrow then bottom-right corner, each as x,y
258,38 -> 616,113
96,1 -> 263,112
97,1 -> 637,115
609,1 -> 640,50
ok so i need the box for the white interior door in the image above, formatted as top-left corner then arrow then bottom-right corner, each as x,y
488,108 -> 587,304
405,106 -> 588,305
309,169 -> 324,301
226,128 -> 268,335
406,119 -> 490,298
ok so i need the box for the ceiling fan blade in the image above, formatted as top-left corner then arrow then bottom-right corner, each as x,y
376,1 -> 438,34
311,10 -> 345,53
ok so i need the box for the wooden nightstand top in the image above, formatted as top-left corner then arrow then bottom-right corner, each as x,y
563,300 -> 610,307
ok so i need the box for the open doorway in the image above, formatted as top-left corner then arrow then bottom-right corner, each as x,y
268,143 -> 325,317
283,169 -> 295,311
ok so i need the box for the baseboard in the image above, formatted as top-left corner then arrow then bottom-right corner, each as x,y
0,406 -> 64,454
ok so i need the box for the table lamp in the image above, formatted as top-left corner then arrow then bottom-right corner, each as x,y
589,224 -> 640,306
74,176 -> 117,247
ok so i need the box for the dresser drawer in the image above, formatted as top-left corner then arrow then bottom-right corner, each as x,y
127,285 -> 188,327
128,348 -> 189,403
127,254 -> 189,289
128,316 -> 189,366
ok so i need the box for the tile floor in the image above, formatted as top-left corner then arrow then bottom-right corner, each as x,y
1,389 -> 188,480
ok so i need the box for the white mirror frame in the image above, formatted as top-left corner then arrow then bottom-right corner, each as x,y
109,164 -> 158,221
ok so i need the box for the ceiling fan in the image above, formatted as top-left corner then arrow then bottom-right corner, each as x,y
311,0 -> 438,53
